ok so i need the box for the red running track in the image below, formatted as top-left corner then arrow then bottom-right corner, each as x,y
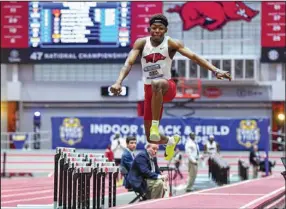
1,174 -> 189,207
117,175 -> 285,209
1,177 -> 127,207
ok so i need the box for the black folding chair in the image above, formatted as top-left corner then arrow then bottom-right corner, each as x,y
119,165 -> 147,204
129,191 -> 147,204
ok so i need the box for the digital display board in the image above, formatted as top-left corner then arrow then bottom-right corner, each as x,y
1,1 -> 163,63
28,2 -> 131,48
101,86 -> 129,97
1,1 -> 29,48
261,2 -> 286,63
130,2 -> 163,46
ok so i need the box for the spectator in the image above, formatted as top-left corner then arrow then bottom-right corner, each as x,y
120,136 -> 137,189
105,144 -> 114,162
204,135 -> 220,157
111,133 -> 126,166
172,147 -> 183,180
185,132 -> 200,192
127,143 -> 167,199
249,145 -> 260,178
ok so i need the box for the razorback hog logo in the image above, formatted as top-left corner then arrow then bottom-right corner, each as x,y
167,2 -> 259,31
144,53 -> 166,63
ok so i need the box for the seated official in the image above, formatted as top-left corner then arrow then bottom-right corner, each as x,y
259,152 -> 276,175
127,143 -> 167,199
120,136 -> 137,189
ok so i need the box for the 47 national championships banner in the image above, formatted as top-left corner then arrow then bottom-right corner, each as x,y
51,117 -> 270,151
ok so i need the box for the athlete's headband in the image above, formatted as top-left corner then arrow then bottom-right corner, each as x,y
149,17 -> 168,27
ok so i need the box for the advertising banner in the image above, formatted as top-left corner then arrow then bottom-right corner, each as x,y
51,117 -> 270,151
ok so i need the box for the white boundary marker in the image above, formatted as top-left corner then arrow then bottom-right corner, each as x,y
239,186 -> 286,209
2,196 -> 53,204
117,175 -> 276,209
265,194 -> 286,209
2,190 -> 53,198
1,207 -> 17,209
14,192 -> 136,208
16,204 -> 53,208
194,193 -> 265,196
48,172 -> 54,178
1,0 -> 284,2
2,187 -> 52,193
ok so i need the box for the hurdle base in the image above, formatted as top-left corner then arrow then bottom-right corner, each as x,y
53,201 -> 57,209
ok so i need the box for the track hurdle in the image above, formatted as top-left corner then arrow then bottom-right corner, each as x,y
54,147 -> 76,209
53,147 -> 119,209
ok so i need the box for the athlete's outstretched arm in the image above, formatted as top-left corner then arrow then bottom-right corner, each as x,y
169,39 -> 231,81
110,38 -> 145,95
115,38 -> 145,85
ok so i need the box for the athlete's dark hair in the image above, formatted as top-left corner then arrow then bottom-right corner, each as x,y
149,14 -> 168,27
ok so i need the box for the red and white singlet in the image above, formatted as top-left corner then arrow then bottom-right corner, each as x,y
141,36 -> 173,85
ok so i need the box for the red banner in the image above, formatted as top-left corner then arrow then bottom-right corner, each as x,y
130,2 -> 163,46
261,2 -> 286,47
1,2 -> 29,48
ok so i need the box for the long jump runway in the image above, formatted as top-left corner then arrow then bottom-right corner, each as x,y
118,175 -> 285,209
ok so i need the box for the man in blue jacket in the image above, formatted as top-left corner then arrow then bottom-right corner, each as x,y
127,143 -> 167,199
120,136 -> 137,188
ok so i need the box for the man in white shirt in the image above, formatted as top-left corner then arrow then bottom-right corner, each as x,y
185,132 -> 200,192
111,133 -> 126,166
204,135 -> 220,157
111,133 -> 126,183
204,135 -> 220,178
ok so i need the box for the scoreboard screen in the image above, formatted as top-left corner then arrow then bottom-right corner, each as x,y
1,1 -> 163,63
261,2 -> 286,63
29,2 -> 131,48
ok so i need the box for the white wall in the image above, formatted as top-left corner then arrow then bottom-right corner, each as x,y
1,64 -> 8,101
260,63 -> 286,101
18,63 -> 142,102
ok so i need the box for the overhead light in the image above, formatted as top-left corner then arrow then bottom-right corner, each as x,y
34,111 -> 41,117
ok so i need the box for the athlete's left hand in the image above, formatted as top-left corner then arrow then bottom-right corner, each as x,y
215,69 -> 232,81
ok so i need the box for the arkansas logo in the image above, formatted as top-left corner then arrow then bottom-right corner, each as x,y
144,53 -> 166,63
167,2 -> 259,31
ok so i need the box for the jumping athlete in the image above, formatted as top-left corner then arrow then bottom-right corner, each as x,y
110,14 -> 231,161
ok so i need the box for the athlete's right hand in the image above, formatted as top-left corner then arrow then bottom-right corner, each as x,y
110,83 -> 122,96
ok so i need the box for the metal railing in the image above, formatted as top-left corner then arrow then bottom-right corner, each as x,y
1,131 -> 52,150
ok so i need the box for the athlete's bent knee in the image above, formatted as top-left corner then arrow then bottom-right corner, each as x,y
151,80 -> 162,93
151,80 -> 169,94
